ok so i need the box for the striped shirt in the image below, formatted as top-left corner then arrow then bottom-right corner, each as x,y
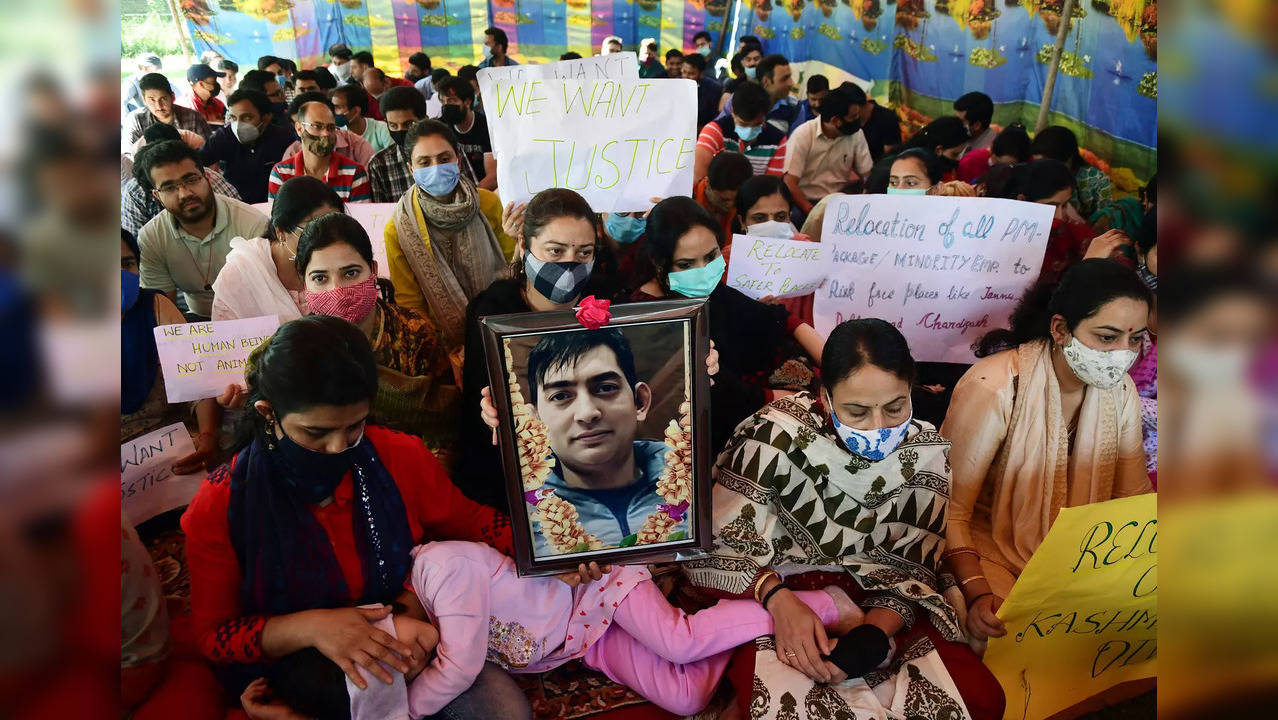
267,151 -> 371,203
368,143 -> 413,203
696,117 -> 788,176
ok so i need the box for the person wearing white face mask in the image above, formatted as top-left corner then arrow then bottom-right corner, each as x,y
384,119 -> 513,364
942,259 -> 1154,651
478,27 -> 519,68
685,318 -> 1008,720
199,88 -> 294,203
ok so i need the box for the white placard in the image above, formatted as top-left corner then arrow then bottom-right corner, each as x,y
813,194 -> 1053,363
154,315 -> 280,402
479,77 -> 697,212
121,423 -> 204,524
476,52 -> 640,89
252,202 -> 393,279
726,234 -> 825,300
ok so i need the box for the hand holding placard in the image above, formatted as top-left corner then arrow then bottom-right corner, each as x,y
121,423 -> 205,524
725,234 -> 826,300
154,315 -> 280,402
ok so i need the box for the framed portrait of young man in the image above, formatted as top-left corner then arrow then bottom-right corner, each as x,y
480,299 -> 713,575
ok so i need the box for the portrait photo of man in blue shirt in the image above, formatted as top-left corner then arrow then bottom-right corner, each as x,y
522,328 -> 688,557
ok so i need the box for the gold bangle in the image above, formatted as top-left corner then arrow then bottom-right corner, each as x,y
959,574 -> 987,588
941,546 -> 980,560
752,570 -> 781,603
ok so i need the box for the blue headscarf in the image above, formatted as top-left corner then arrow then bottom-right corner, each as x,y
226,430 -> 414,617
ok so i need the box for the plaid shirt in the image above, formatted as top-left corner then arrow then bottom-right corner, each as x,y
268,151 -> 371,203
124,106 -> 213,148
367,144 -> 412,203
120,166 -> 242,238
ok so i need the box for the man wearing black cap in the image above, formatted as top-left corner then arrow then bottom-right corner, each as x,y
181,64 -> 227,126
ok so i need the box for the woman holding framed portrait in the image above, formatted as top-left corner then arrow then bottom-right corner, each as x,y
683,319 -> 1006,720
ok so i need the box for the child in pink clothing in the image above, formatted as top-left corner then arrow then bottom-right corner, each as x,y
281,540 -> 856,719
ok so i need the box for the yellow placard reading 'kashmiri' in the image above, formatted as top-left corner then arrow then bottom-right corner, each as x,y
983,493 -> 1156,720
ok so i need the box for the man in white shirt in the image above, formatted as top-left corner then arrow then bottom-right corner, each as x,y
782,86 -> 874,215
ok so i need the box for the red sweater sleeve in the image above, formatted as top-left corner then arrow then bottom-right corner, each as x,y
378,427 -> 515,556
180,462 -> 269,664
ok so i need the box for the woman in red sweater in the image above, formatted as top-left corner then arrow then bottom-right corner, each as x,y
181,315 -> 530,718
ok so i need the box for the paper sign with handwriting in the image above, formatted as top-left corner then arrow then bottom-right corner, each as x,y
154,315 -> 280,402
477,52 -> 639,89
813,194 -> 1052,363
726,234 -> 825,300
121,423 -> 204,524
480,77 -> 697,212
253,202 -> 392,279
983,494 -> 1157,720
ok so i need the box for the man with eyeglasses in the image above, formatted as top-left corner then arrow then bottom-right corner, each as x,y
124,123 -> 242,237
178,63 -> 227,126
268,94 -> 371,203
136,140 -> 269,321
282,92 -> 375,167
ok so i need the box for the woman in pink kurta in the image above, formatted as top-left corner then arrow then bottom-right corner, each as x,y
354,541 -> 855,719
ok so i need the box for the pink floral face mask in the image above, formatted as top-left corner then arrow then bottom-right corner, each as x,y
306,276 -> 377,324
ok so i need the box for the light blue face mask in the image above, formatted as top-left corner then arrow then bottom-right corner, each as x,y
413,162 -> 460,197
736,123 -> 763,142
744,65 -> 757,79
886,187 -> 928,196
827,394 -> 913,461
667,254 -> 726,298
696,46 -> 711,57
606,213 -> 646,244
276,74 -> 288,89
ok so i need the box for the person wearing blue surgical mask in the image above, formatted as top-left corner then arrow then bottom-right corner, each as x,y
631,197 -> 825,449
604,210 -> 649,286
685,318 -> 1007,718
383,119 -> 514,353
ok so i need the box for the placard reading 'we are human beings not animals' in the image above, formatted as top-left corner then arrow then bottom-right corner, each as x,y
153,315 -> 279,403
479,56 -> 696,213
814,194 -> 1054,363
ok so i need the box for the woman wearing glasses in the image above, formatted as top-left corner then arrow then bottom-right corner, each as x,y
211,176 -> 344,322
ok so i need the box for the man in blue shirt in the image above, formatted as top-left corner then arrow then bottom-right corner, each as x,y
198,89 -> 294,203
524,329 -> 687,556
679,53 -> 723,130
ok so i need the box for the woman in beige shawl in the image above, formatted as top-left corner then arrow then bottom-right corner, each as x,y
942,259 -> 1153,645
383,119 -> 515,370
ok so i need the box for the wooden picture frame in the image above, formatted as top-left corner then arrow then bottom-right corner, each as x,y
480,299 -> 713,576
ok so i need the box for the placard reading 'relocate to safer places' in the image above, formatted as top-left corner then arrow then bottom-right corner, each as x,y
813,194 -> 1053,363
154,315 -> 279,403
479,72 -> 697,213
726,234 -> 825,300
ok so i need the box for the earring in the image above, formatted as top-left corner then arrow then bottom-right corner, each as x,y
264,418 -> 277,450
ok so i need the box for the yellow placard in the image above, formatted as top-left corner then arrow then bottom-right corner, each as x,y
983,494 -> 1157,720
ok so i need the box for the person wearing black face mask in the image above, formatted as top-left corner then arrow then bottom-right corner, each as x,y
182,63 -> 227,125
436,77 -> 496,191
367,86 -> 429,202
181,315 -> 552,718
781,86 -> 874,215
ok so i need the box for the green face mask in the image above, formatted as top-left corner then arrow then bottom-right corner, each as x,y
667,255 -> 726,298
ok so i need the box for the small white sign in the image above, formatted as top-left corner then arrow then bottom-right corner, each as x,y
121,423 -> 204,524
726,235 -> 826,300
154,315 -> 280,402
